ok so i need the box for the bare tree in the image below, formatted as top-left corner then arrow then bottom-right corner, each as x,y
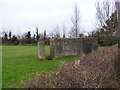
50,25 -> 61,38
62,24 -> 66,38
95,0 -> 118,46
71,4 -> 81,38
54,25 -> 60,38
49,32 -> 54,38
69,29 -> 72,38
69,26 -> 76,38
95,0 -> 116,31
43,30 -> 46,39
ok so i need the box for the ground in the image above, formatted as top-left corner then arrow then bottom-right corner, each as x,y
25,45 -> 118,88
2,45 -> 79,88
2,45 -> 111,88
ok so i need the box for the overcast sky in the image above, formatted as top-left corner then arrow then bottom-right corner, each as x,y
0,0 -> 98,36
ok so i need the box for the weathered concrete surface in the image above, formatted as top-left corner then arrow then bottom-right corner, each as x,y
38,38 -> 98,59
50,38 -> 98,59
38,41 -> 45,59
50,38 -> 83,58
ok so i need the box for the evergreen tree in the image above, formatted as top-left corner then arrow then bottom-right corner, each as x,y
25,31 -> 32,44
92,12 -> 118,46
11,35 -> 19,45
4,33 -> 8,39
44,30 -> 46,39
26,31 -> 31,39
33,34 -> 36,40
9,31 -> 12,39
36,28 -> 39,40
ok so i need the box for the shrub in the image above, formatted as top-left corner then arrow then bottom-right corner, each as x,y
98,36 -> 118,46
82,37 -> 98,54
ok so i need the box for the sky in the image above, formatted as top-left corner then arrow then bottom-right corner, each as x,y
0,0 -> 98,36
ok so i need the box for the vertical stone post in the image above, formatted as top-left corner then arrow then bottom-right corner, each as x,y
38,41 -> 45,59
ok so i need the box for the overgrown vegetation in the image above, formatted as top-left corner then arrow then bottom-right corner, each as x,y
25,45 -> 119,88
2,45 -> 79,88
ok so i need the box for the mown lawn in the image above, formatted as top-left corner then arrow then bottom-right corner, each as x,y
2,45 -> 79,88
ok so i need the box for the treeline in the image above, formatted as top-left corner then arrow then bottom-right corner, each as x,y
1,27 -> 86,45
1,25 -> 118,46
1,28 -> 51,45
1,10 -> 118,46
1,1 -> 118,46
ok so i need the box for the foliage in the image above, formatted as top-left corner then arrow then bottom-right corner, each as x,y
82,37 -> 98,54
1,30 -> 51,45
10,35 -> 19,45
94,1 -> 118,46
99,35 -> 118,46
2,34 -> 19,45
36,28 -> 39,41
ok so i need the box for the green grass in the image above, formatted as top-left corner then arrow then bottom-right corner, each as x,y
2,45 -> 79,88
98,46 -> 109,50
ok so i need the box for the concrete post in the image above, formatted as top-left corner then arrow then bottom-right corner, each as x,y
38,41 -> 45,59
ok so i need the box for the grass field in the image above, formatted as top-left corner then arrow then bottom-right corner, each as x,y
2,45 -> 79,88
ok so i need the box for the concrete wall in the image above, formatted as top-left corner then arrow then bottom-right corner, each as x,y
50,38 -> 98,59
38,38 -> 98,59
